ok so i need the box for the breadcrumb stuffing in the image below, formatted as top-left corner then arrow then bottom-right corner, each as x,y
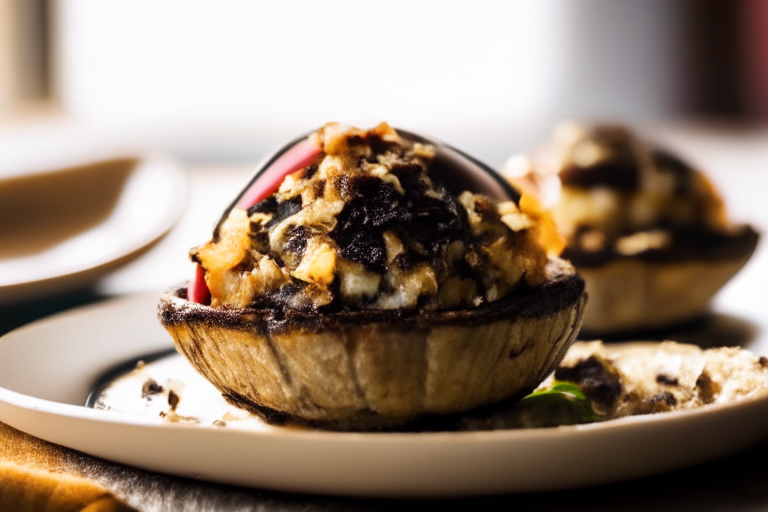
193,123 -> 562,311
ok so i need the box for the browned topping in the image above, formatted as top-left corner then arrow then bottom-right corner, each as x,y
519,122 -> 737,266
695,371 -> 721,404
140,379 -> 164,399
760,356 -> 768,368
558,125 -> 640,191
648,391 -> 677,407
621,392 -> 637,402
563,224 -> 758,267
652,149 -> 696,196
656,374 -> 679,386
549,124 -> 699,194
633,391 -> 679,414
329,172 -> 465,274
554,356 -> 623,410
560,145 -> 694,194
167,390 -> 180,411
193,123 -> 559,313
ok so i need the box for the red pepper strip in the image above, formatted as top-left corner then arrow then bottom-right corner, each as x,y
236,138 -> 323,209
188,264 -> 211,305
188,138 -> 323,304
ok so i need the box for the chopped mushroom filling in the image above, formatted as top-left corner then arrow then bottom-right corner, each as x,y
192,123 -> 562,311
505,122 -> 730,260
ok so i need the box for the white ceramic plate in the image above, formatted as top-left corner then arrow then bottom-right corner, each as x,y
1,293 -> 768,497
0,156 -> 186,303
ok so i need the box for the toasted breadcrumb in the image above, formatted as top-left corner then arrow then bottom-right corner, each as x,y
194,123 -> 561,311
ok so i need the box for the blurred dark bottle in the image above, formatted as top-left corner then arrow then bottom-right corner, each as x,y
685,0 -> 768,120
743,0 -> 768,119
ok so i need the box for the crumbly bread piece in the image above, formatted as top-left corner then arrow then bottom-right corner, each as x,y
551,340 -> 768,418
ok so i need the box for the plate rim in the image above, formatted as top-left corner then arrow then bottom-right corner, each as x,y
0,155 -> 186,301
2,292 -> 768,496
1,291 -> 767,443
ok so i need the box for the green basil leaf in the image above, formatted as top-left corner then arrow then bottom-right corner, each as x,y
516,381 -> 604,424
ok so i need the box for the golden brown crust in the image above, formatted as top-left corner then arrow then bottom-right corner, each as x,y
194,123 -> 558,312
505,122 -> 760,335
160,261 -> 585,334
563,224 -> 758,268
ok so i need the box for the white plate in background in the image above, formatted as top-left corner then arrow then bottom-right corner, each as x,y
0,292 -> 767,497
0,156 -> 186,303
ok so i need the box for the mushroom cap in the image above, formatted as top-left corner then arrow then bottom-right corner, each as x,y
158,259 -> 586,430
575,226 -> 759,335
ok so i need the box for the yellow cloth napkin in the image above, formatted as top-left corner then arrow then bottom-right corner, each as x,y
0,422 -> 136,512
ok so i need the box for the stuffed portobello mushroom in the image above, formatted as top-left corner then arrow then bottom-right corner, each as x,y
158,122 -> 586,430
504,122 -> 758,336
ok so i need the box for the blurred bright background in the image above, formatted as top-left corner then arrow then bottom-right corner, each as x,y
2,0 -> 768,306
2,0 -> 767,167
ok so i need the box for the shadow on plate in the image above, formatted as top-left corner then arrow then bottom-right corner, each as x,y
0,159 -> 134,259
580,311 -> 759,349
0,288 -> 104,337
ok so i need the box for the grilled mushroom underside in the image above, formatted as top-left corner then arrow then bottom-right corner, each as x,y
158,264 -> 586,430
572,227 -> 759,335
